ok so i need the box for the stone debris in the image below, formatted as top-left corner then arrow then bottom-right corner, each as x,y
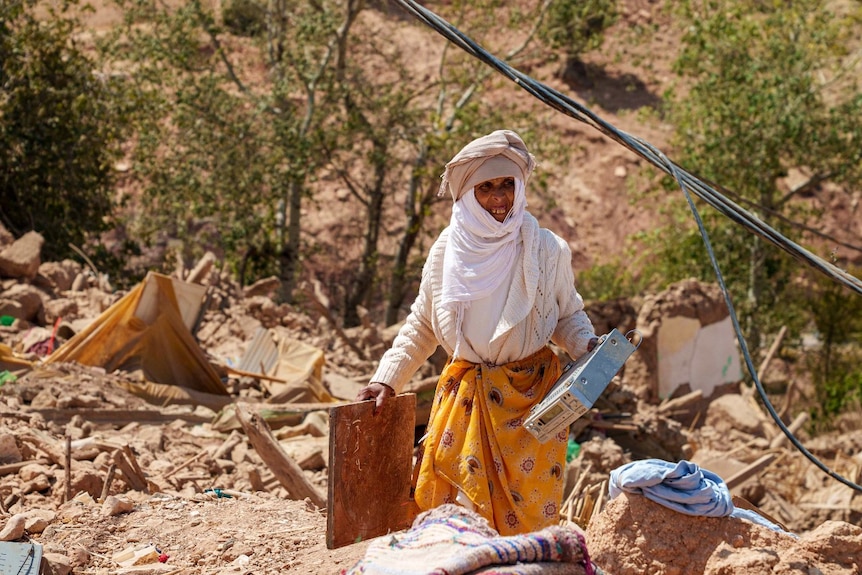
0,231 -> 861,575
0,231 -> 44,281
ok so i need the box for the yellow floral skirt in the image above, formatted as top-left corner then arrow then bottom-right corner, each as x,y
413,346 -> 568,535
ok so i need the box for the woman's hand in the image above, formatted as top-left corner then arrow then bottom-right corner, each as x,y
355,382 -> 396,415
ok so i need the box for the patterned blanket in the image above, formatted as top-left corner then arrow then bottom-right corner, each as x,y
343,504 -> 595,575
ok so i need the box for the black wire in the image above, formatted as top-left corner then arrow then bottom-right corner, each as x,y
690,170 -> 862,256
14,544 -> 35,575
391,0 -> 862,493
392,0 -> 862,297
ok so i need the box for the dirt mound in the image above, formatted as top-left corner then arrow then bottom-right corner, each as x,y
587,492 -> 862,575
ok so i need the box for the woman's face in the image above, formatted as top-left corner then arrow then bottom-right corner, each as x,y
474,177 -> 516,222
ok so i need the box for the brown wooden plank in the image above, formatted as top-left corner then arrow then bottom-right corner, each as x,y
28,408 -> 213,426
326,393 -> 417,549
235,405 -> 327,508
724,453 -> 778,490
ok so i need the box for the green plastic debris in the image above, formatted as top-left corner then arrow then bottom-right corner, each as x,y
0,371 -> 17,387
566,438 -> 581,463
0,315 -> 14,326
203,488 -> 233,498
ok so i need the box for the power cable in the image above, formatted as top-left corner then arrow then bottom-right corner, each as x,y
391,0 -> 862,492
692,171 -> 862,256
393,0 -> 862,296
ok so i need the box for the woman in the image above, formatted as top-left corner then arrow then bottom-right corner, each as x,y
356,129 -> 597,535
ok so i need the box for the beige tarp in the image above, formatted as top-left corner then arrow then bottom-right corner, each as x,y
47,272 -> 228,397
264,335 -> 333,403
229,326 -> 335,404
0,342 -> 32,374
43,272 -> 340,413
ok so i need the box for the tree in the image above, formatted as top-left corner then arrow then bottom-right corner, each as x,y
805,266 -> 862,422
537,0 -> 618,84
0,0 -> 129,262
651,0 -> 862,352
286,0 -> 559,327
100,0 -> 631,328
323,44 -> 424,327
106,0 -> 358,298
267,0 -> 363,300
309,0 -> 526,327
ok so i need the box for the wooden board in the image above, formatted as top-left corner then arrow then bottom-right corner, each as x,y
326,393 -> 417,549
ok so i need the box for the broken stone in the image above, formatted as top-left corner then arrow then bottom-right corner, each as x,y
18,463 -> 52,482
0,432 -> 23,464
0,231 -> 44,280
0,514 -> 26,541
22,509 -> 56,533
112,544 -> 160,567
44,298 -> 79,325
242,277 -> 281,299
70,272 -> 88,292
2,283 -> 49,326
0,222 -> 14,248
38,260 -> 82,293
705,394 -> 767,437
43,552 -> 72,575
22,475 -> 52,495
69,546 -> 91,569
101,495 -> 135,517
66,467 -> 106,500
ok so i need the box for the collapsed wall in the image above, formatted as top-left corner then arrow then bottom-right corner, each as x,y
2,224 -> 862,574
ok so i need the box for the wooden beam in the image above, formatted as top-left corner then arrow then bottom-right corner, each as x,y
19,430 -> 65,466
757,325 -> 787,382
725,453 -> 778,490
658,390 -> 703,414
235,405 -> 326,509
0,459 -> 50,477
64,435 -> 72,502
27,408 -> 212,426
112,448 -> 150,493
769,411 -> 809,450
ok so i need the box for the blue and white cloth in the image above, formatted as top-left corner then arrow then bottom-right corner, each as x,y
608,459 -> 794,535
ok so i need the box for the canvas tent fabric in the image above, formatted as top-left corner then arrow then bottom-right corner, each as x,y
263,334 -> 335,404
656,316 -> 742,398
46,272 -> 228,397
227,326 -> 337,404
0,343 -> 32,374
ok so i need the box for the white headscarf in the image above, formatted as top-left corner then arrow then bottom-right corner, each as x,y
438,130 -> 536,358
439,130 -> 536,201
441,179 -> 528,357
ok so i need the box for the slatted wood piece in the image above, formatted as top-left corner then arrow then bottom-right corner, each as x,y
326,393 -> 417,549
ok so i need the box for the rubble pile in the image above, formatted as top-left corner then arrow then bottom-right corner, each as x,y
1,226 -> 861,574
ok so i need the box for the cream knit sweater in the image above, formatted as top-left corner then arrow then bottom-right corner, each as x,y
371,213 -> 596,394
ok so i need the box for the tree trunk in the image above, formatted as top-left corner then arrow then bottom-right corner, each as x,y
280,178 -> 302,301
344,144 -> 386,328
385,170 -> 436,326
